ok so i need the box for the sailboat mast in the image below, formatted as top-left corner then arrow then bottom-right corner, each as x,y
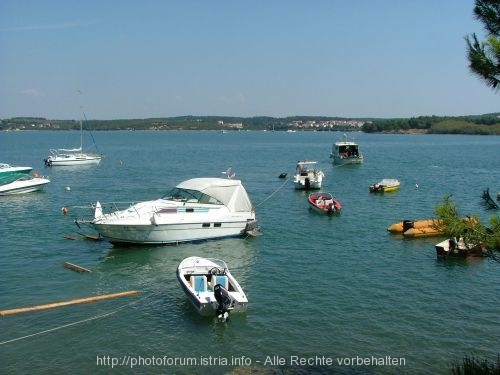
80,105 -> 83,152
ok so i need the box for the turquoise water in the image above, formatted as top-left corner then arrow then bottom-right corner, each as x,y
0,131 -> 499,375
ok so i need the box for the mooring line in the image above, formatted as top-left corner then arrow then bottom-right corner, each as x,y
0,294 -> 147,346
255,177 -> 290,208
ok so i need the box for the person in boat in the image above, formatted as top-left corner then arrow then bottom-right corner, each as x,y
296,161 -> 303,174
449,238 -> 456,251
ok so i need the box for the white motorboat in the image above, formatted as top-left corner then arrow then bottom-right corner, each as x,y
177,256 -> 248,319
293,161 -> 324,190
89,177 -> 259,245
435,237 -> 485,258
44,107 -> 101,167
330,134 -> 363,165
0,174 -> 50,195
0,163 -> 33,184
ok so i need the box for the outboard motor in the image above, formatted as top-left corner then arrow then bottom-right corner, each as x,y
305,177 -> 311,189
214,284 -> 232,321
402,220 -> 414,233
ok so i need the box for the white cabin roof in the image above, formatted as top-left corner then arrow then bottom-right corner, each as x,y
176,178 -> 253,212
177,178 -> 243,190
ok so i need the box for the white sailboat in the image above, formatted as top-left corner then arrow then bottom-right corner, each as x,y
44,106 -> 101,167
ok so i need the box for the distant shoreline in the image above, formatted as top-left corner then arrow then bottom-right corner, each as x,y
1,114 -> 499,135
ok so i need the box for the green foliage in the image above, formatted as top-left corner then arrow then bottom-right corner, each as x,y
364,115 -> 500,134
466,0 -> 500,91
2,114 -> 500,133
428,119 -> 500,135
434,196 -> 500,257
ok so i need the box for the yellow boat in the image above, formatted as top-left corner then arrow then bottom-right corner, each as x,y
370,178 -> 400,193
403,226 -> 445,238
388,217 -> 478,238
387,219 -> 440,233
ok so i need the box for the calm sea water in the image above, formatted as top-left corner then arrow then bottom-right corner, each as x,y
0,130 -> 499,375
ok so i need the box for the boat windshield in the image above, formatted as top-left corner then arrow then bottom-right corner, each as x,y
337,144 -> 359,156
163,188 -> 223,205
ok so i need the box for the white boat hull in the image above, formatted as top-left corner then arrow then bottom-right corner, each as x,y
0,177 -> 50,195
294,180 -> 322,189
45,155 -> 101,166
92,218 -> 253,245
293,173 -> 323,190
332,154 -> 364,165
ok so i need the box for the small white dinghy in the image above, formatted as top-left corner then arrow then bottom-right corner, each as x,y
176,256 -> 248,321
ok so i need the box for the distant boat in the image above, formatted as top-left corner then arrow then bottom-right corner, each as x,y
0,173 -> 50,195
369,179 -> 400,193
0,163 -> 33,184
435,237 -> 485,258
330,133 -> 363,165
44,107 -> 101,167
293,161 -> 324,190
307,192 -> 342,214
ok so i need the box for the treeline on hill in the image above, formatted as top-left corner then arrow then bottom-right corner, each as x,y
1,114 -> 500,134
0,116 -> 360,132
364,114 -> 500,135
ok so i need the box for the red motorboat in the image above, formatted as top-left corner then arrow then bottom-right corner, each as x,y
308,192 -> 342,214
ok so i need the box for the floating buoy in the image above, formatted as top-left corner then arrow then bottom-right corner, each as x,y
415,183 -> 419,188
65,186 -> 71,191
62,207 -> 68,215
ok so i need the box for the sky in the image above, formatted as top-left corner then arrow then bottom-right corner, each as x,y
0,0 -> 498,120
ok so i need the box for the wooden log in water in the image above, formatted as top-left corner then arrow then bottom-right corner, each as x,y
0,290 -> 140,317
64,262 -> 91,273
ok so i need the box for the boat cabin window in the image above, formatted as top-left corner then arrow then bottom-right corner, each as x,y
163,188 -> 223,205
338,145 -> 359,157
